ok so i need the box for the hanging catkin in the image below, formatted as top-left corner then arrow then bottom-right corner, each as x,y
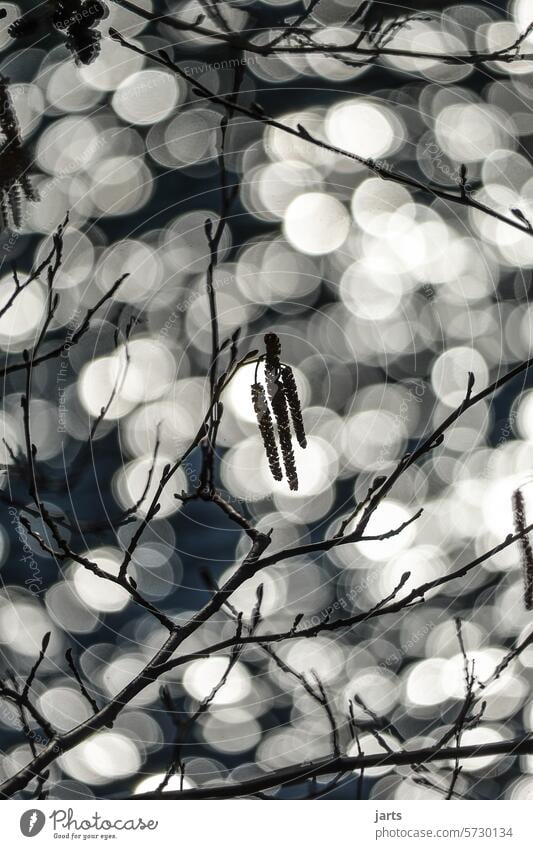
263,333 -> 281,412
512,488 -> 533,611
252,333 -> 306,491
264,333 -> 281,376
281,365 -> 307,449
8,184 -> 22,229
251,382 -> 282,481
0,76 -> 39,228
270,376 -> 298,491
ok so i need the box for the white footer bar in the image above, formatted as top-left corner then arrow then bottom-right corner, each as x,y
3,800 -> 531,848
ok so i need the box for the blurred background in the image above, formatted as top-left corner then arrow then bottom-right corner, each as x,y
0,0 -> 533,800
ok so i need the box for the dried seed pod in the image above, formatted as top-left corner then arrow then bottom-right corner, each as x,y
66,25 -> 102,66
8,7 -> 46,40
251,382 -> 282,482
512,489 -> 533,611
53,1 -> 107,65
281,364 -> 307,448
270,376 -> 298,491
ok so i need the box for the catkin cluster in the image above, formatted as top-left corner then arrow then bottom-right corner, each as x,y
251,333 -> 307,491
0,77 -> 39,230
8,1 -> 107,66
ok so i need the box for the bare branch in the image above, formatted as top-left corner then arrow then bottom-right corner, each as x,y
108,1 -> 533,67
108,29 -> 533,239
134,735 -> 533,799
